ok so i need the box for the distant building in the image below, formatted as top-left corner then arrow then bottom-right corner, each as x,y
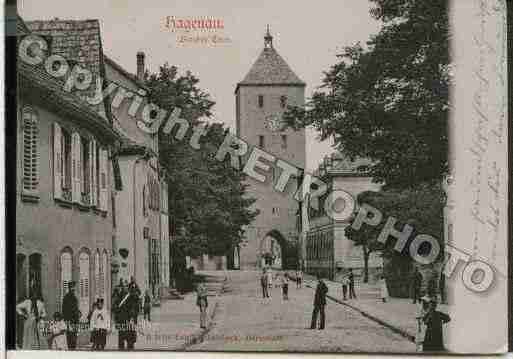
235,27 -> 306,269
300,153 -> 383,281
17,18 -> 121,319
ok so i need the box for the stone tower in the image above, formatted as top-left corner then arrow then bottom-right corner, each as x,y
235,27 -> 306,269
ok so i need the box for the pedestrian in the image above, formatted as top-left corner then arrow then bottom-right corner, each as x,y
62,281 -> 80,350
411,268 -> 422,304
128,277 -> 141,305
341,275 -> 349,300
49,312 -> 67,350
87,299 -> 99,347
90,298 -> 110,350
116,288 -> 138,350
379,275 -> 389,303
260,269 -> 269,298
422,297 -> 450,352
310,275 -> 328,330
196,282 -> 209,329
266,268 -> 273,298
143,290 -> 152,322
281,274 -> 289,300
16,289 -> 47,349
296,270 -> 302,289
348,269 -> 357,299
415,295 -> 430,352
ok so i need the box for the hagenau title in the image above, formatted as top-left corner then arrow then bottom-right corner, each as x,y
165,16 -> 225,31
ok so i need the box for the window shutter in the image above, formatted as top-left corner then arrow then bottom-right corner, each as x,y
99,148 -> 108,211
60,252 -> 72,311
22,109 -> 39,193
79,252 -> 90,320
71,133 -> 81,203
89,140 -> 95,206
53,123 -> 62,199
94,251 -> 100,300
90,140 -> 97,207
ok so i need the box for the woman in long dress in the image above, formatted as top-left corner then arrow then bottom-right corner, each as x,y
16,292 -> 47,349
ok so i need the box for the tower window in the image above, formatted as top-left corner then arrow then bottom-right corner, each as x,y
258,135 -> 265,148
258,95 -> 264,108
281,135 -> 287,149
280,96 -> 287,108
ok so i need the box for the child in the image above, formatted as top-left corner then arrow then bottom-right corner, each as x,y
143,290 -> 152,322
90,298 -> 110,350
281,274 -> 289,300
49,312 -> 67,350
379,275 -> 389,303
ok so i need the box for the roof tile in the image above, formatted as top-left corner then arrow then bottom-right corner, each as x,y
239,46 -> 305,87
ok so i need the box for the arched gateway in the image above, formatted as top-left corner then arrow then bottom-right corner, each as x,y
259,230 -> 287,269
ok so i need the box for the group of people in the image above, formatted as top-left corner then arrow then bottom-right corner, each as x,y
339,269 -> 357,301
111,276 -> 150,350
16,276 -> 152,351
260,268 -> 303,300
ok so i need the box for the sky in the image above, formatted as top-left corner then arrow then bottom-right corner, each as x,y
19,0 -> 381,170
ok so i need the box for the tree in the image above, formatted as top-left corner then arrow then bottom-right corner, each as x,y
283,0 -> 449,189
144,64 -> 258,259
345,184 -> 444,295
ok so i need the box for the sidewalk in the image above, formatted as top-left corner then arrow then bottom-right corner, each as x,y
101,291 -> 220,350
304,275 -> 449,342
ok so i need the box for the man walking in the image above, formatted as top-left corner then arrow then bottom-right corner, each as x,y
310,275 -> 328,330
348,269 -> 357,299
266,268 -> 273,298
341,275 -> 349,300
62,281 -> 80,350
260,269 -> 269,298
196,282 -> 209,329
296,270 -> 303,289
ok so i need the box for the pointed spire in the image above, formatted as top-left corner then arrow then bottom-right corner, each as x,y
264,24 -> 273,49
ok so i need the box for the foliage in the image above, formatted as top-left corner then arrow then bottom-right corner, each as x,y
283,0 -> 450,189
345,183 -> 444,286
145,64 -> 259,257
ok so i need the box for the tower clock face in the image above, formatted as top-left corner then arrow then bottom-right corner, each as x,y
265,115 -> 282,132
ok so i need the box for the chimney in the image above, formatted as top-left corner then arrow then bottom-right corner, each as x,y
136,51 -> 145,82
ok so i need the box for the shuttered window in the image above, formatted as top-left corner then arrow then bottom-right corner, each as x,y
102,251 -> 108,300
60,251 -> 72,311
81,137 -> 90,205
79,251 -> 90,320
22,107 -> 39,194
94,251 -> 100,300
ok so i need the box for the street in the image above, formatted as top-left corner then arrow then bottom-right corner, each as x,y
188,271 -> 415,352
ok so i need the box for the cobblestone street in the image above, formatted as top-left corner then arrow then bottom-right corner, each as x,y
189,271 -> 415,352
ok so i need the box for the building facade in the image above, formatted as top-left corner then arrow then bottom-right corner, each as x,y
301,153 -> 383,281
235,28 -> 306,269
17,19 -> 120,320
104,53 -> 170,299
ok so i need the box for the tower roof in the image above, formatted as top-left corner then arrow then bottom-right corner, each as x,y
237,28 -> 305,90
